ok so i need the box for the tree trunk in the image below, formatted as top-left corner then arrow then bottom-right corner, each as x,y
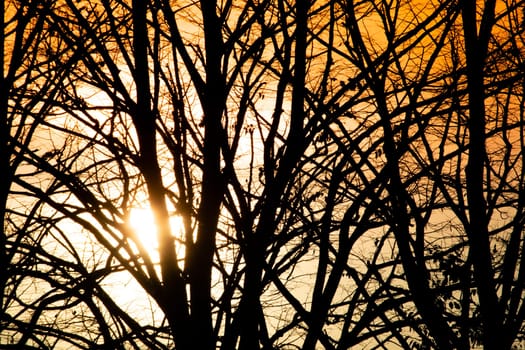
461,0 -> 509,348
187,1 -> 226,349
131,1 -> 192,349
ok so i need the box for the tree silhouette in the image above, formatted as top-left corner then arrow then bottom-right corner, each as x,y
2,0 -> 525,349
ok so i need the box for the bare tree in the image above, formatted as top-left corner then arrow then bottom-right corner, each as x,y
321,0 -> 525,349
1,1 -> 171,348
4,0 -> 525,349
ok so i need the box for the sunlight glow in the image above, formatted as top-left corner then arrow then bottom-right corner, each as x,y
128,207 -> 184,258
129,208 -> 158,252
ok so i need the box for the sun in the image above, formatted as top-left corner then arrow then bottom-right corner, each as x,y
127,207 -> 184,258
128,208 -> 158,253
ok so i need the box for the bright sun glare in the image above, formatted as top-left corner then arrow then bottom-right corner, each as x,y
128,208 -> 158,252
127,208 -> 184,258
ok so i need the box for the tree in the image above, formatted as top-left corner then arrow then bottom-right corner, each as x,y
3,0 -> 525,349
1,1 -> 171,348
326,0 -> 525,348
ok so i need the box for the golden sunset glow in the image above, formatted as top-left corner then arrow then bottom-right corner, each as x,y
4,0 -> 525,349
127,207 -> 184,259
128,207 -> 158,252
